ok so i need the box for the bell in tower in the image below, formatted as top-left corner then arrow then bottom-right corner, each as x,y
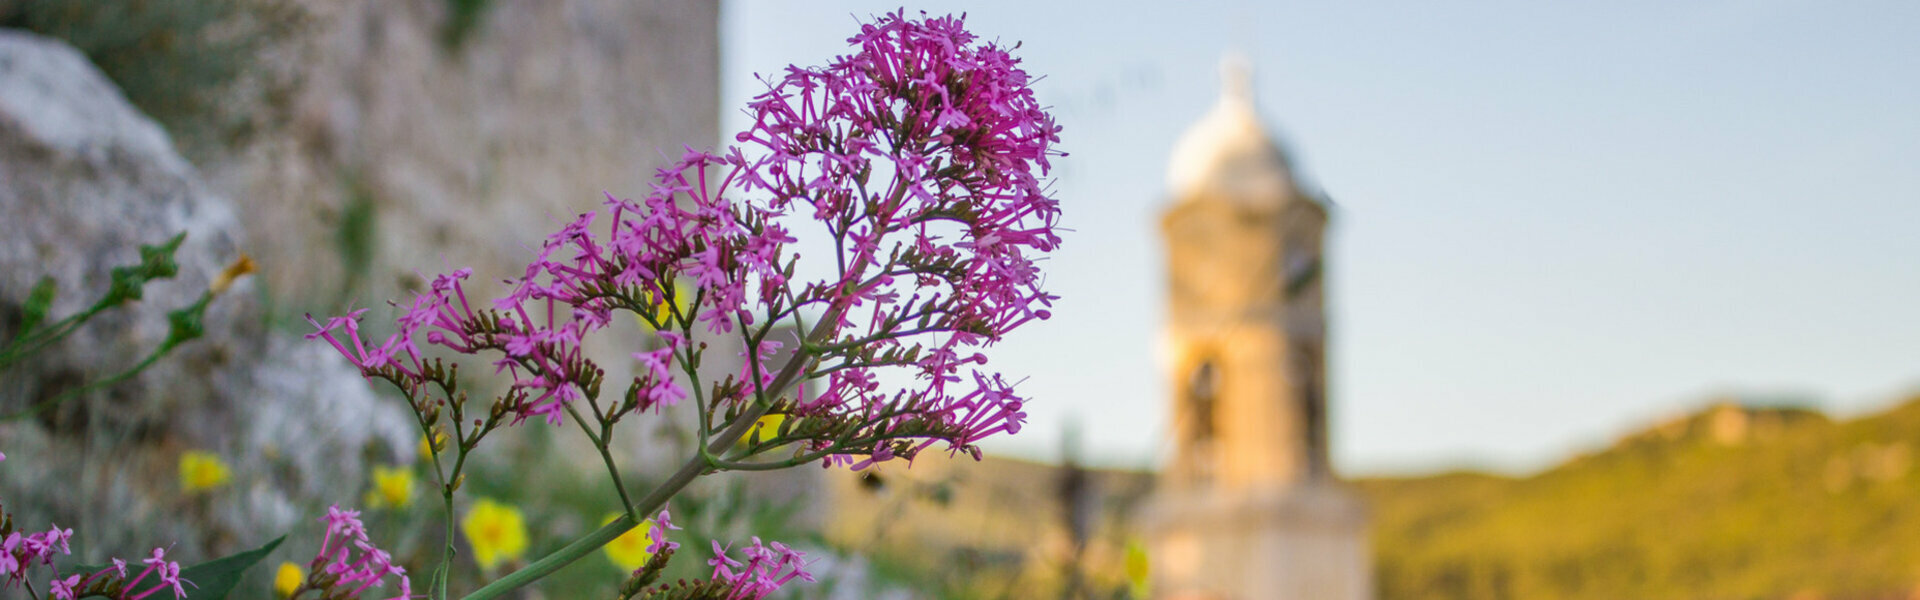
1141,56 -> 1372,600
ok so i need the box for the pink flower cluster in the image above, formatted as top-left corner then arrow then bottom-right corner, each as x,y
2,522 -> 188,600
706,538 -> 812,600
309,10 -> 1059,466
306,266 -> 627,427
307,505 -> 411,600
1,525 -> 72,586
736,9 -> 1060,462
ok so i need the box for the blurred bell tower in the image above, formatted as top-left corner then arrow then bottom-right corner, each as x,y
1141,56 -> 1371,600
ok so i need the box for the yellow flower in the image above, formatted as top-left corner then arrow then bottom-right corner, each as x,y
1125,538 -> 1151,599
418,430 -> 447,463
273,561 -> 304,597
634,280 -> 689,331
462,498 -> 529,571
364,465 -> 416,509
739,413 -> 787,448
179,450 -> 232,493
601,513 -> 663,571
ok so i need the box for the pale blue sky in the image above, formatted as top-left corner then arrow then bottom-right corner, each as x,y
720,2 -> 1920,475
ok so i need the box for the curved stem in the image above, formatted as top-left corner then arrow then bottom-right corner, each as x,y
456,309 -> 833,600
1,335 -> 173,422
565,402 -> 636,515
0,299 -> 112,366
424,373 -> 484,600
457,402 -> 766,600
433,466 -> 456,600
711,452 -> 830,471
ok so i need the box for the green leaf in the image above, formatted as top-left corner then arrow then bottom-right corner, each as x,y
179,534 -> 285,600
107,265 -> 146,304
136,232 -> 187,280
165,300 -> 208,345
18,275 -> 57,336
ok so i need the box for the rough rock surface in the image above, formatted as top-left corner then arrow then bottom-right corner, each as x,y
203,0 -> 722,474
205,0 -> 718,316
0,29 -> 414,563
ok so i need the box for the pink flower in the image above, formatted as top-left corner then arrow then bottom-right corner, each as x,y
708,537 -> 814,600
385,573 -> 413,600
47,574 -> 80,600
304,505 -> 410,599
0,515 -> 184,600
297,20 -> 1062,600
631,349 -> 686,413
120,547 -> 189,600
647,509 -> 683,555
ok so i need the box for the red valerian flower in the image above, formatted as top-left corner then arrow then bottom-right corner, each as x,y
300,504 -> 411,600
310,9 -> 1059,471
707,537 -> 813,600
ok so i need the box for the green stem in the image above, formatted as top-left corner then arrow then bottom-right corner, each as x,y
0,301 -> 109,366
456,435 -> 700,600
434,473 -> 456,600
456,314 -> 830,600
422,374 -> 471,600
0,337 -> 173,422
421,422 -> 455,600
0,288 -> 213,420
710,453 -> 828,471
566,402 -> 636,515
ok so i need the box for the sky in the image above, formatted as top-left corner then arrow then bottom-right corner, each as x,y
720,1 -> 1920,475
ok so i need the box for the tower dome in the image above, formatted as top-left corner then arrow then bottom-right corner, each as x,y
1165,56 -> 1301,206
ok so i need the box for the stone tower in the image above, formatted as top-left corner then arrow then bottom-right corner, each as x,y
1142,58 -> 1372,600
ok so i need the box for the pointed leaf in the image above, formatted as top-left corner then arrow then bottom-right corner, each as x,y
179,534 -> 286,600
19,276 -> 56,337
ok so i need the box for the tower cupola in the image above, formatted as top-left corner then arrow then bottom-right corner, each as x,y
1165,55 -> 1303,208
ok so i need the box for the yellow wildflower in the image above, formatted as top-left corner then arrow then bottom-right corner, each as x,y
462,498 -> 528,571
601,513 -> 663,571
739,413 -> 787,448
179,450 -> 232,493
273,561 -> 304,597
1125,538 -> 1151,599
634,280 -> 689,331
364,465 -> 416,509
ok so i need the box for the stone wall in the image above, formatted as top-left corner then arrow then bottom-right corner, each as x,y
204,0 -> 720,471
206,0 -> 718,314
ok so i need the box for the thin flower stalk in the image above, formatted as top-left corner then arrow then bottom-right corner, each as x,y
308,10 -> 1062,600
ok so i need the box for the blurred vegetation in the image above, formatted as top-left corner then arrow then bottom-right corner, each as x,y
440,0 -> 491,50
834,399 -> 1920,599
0,0 -> 305,155
822,456 -> 1157,599
228,421 -> 831,598
0,233 -> 240,427
332,172 -> 380,308
1361,398 -> 1920,600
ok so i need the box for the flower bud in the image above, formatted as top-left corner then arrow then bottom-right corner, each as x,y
209,253 -> 256,296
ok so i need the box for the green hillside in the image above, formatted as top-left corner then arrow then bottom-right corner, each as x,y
1358,398 -> 1920,600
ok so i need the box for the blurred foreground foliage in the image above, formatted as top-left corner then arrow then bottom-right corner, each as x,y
822,456 -> 1156,600
439,0 -> 491,50
0,0 -> 305,154
1362,398 -> 1920,600
230,422 -> 827,598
